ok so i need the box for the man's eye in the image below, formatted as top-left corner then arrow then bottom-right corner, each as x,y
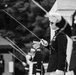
50,22 -> 54,25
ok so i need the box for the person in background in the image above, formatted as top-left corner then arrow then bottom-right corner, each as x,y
45,12 -> 72,75
0,54 -> 5,75
25,39 -> 48,75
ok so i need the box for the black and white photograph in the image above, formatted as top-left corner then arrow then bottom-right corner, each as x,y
0,0 -> 76,75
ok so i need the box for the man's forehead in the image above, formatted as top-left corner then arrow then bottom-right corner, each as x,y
49,16 -> 57,21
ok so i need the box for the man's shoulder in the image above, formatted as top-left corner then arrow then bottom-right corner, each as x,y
57,31 -> 67,40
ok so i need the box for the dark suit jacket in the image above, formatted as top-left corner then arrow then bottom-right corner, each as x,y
32,51 -> 43,74
47,30 -> 67,72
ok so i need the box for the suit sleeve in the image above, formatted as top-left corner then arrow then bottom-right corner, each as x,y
57,33 -> 67,70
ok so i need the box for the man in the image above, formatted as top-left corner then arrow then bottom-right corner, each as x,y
45,12 -> 72,75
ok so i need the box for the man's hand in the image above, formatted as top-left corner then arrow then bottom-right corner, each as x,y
40,39 -> 48,46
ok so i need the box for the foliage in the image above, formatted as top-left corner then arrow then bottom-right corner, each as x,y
0,0 -> 56,72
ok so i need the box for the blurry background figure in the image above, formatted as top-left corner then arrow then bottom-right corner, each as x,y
25,40 -> 48,75
31,40 -> 45,75
0,54 -> 5,75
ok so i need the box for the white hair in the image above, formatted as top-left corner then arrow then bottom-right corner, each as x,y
45,12 -> 62,23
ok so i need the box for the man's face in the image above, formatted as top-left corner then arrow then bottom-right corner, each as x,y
30,48 -> 35,53
32,42 -> 40,49
49,16 -> 59,30
30,48 -> 35,54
